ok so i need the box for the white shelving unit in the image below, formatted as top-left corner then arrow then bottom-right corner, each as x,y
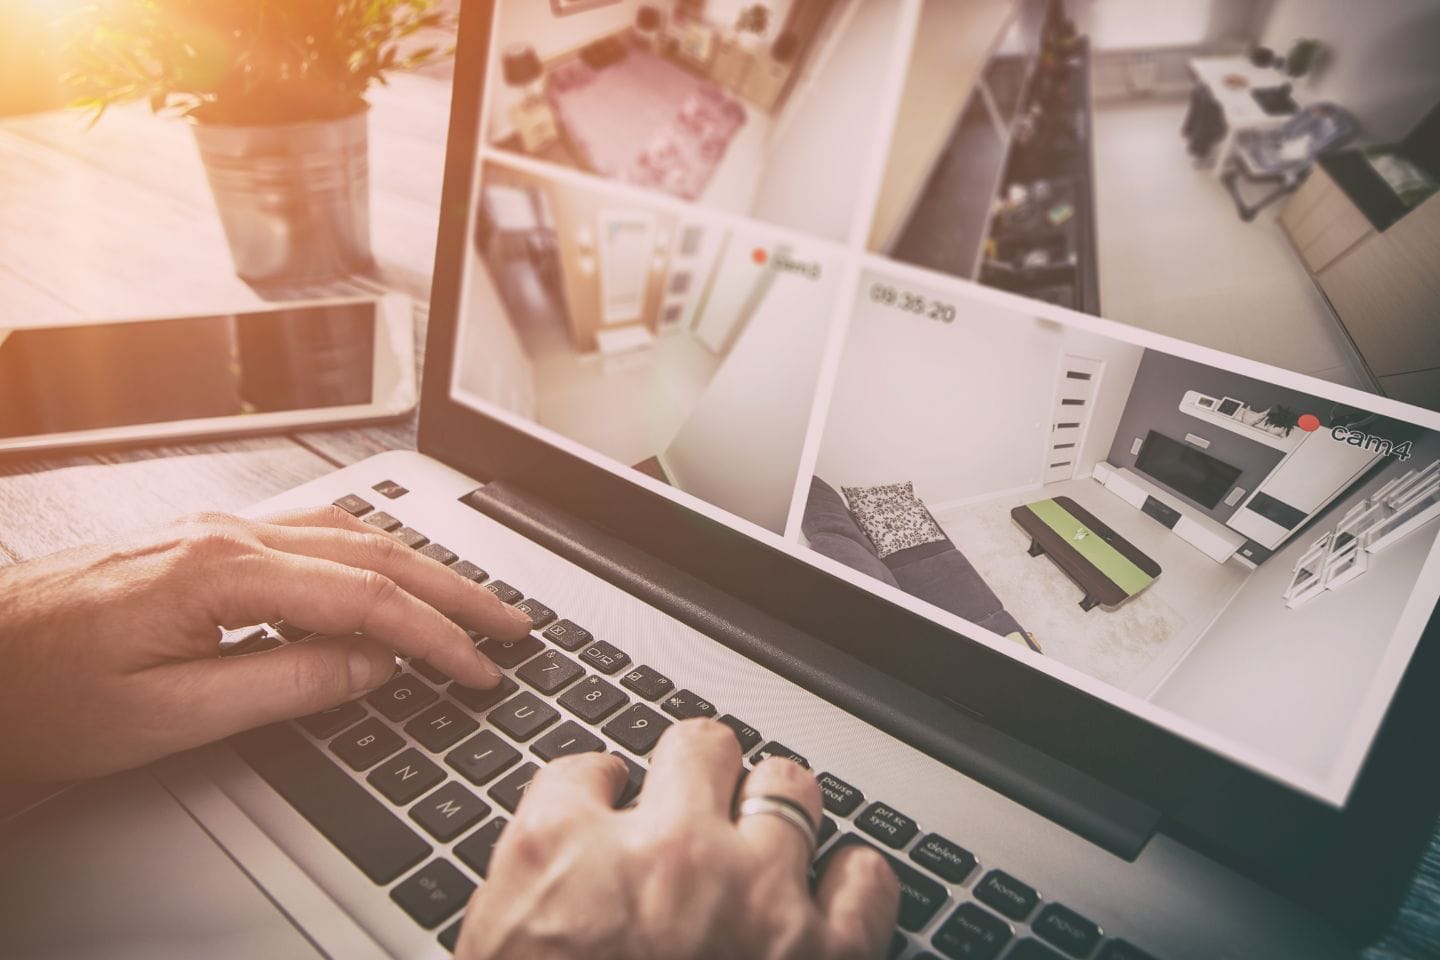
1178,390 -> 1304,452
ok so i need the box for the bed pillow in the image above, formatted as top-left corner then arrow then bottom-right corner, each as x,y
840,482 -> 946,559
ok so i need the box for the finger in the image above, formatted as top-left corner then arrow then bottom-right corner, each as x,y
638,718 -> 742,820
247,517 -> 533,641
515,752 -> 628,824
209,547 -> 503,688
815,843 -> 901,960
151,634 -> 396,747
261,504 -> 377,536
735,757 -> 823,877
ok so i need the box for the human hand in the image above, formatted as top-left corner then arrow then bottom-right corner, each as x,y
0,506 -> 532,780
457,719 -> 900,960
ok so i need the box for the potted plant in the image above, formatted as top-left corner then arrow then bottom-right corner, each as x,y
65,0 -> 453,284
733,4 -> 771,47
1262,404 -> 1302,437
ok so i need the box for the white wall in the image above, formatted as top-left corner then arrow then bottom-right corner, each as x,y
751,0 -> 903,243
1153,436 -> 1440,783
1070,0 -> 1265,51
814,289 -> 1143,507
454,250 -> 537,419
484,0 -> 651,141
1258,0 -> 1440,143
661,237 -> 840,533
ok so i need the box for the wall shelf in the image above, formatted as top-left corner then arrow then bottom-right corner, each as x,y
1178,390 -> 1303,452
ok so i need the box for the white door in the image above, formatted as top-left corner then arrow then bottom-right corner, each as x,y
660,221 -> 724,331
598,210 -> 656,326
1044,354 -> 1103,484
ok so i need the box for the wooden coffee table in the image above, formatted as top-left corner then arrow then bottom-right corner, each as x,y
1011,496 -> 1162,611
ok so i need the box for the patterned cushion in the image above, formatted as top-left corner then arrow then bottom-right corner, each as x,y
840,482 -> 946,559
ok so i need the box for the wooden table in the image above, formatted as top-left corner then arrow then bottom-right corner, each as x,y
1188,55 -> 1304,179
1,40 -> 1439,960
1012,495 -> 1161,611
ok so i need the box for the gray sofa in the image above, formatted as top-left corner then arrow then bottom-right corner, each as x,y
803,477 -> 1030,642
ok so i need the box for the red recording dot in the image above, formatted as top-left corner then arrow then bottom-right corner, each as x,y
751,248 -> 768,265
1298,414 -> 1321,432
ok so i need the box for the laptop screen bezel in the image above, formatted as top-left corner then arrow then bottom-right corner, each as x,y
418,0 -> 1440,883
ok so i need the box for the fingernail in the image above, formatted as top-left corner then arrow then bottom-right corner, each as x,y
506,605 -> 534,629
348,649 -> 387,693
474,647 -> 504,685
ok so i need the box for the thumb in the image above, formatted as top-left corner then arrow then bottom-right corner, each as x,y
161,635 -> 396,748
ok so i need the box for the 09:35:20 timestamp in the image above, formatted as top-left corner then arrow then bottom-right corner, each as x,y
868,282 -> 956,323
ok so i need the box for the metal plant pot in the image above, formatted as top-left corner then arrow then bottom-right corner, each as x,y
192,108 -> 373,284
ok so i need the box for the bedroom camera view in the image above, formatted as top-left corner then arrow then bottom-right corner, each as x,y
481,0 -> 905,243
870,0 -> 1440,411
808,271 -> 1440,787
452,158 -> 842,534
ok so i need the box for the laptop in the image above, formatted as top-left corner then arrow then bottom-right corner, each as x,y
6,2 -> 1440,958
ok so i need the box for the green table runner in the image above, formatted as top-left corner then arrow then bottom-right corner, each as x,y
1024,499 -> 1155,596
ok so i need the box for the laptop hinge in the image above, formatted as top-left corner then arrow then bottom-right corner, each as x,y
463,480 -> 1160,861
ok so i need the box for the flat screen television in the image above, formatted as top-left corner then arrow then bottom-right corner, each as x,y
1134,430 -> 1242,509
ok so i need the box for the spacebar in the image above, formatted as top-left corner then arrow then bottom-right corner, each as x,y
230,723 -> 431,884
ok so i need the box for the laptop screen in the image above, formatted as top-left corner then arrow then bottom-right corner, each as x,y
447,0 -> 1440,806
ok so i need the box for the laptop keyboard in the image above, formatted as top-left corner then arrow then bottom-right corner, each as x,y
225,489 -> 1161,960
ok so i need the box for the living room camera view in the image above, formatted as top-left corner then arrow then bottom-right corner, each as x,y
870,0 -> 1440,411
481,0 -> 904,243
807,271 -> 1440,783
453,158 -> 842,534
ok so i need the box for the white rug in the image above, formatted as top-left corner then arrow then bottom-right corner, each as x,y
939,501 -> 1187,693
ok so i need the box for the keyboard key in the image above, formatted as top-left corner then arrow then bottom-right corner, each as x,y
451,559 -> 488,583
439,921 -> 461,952
394,526 -> 430,550
1034,904 -> 1101,957
856,801 -> 918,849
475,633 -> 543,669
418,542 -> 459,566
447,730 -> 522,785
542,618 -> 592,651
1096,940 -> 1159,960
484,580 -> 523,604
817,772 -> 864,816
489,762 -> 540,813
410,782 -> 491,842
297,699 -> 366,739
367,748 -> 445,805
1008,939 -> 1066,960
219,625 -> 274,657
331,717 -> 404,771
558,675 -> 629,723
391,859 -> 475,929
406,700 -> 480,753
516,649 -> 584,694
974,869 -> 1038,921
450,675 -> 517,714
368,673 -> 439,722
819,816 -> 838,847
333,493 -> 373,517
410,659 -> 450,685
620,664 -> 674,701
603,703 -> 671,755
532,721 -> 606,761
363,511 -> 402,532
372,479 -> 408,499
660,688 -> 716,720
819,835 -> 947,932
580,639 -> 631,675
909,833 -> 977,884
751,741 -> 809,770
513,598 -> 557,629
612,752 -> 647,806
716,715 -> 763,753
887,932 -> 907,960
232,724 -> 430,884
931,903 -> 1011,960
489,692 -> 560,741
454,817 -> 507,878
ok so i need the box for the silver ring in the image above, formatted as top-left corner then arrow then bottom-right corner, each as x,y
736,795 -> 819,859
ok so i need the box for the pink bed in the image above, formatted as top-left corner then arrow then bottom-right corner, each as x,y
546,46 -> 747,202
